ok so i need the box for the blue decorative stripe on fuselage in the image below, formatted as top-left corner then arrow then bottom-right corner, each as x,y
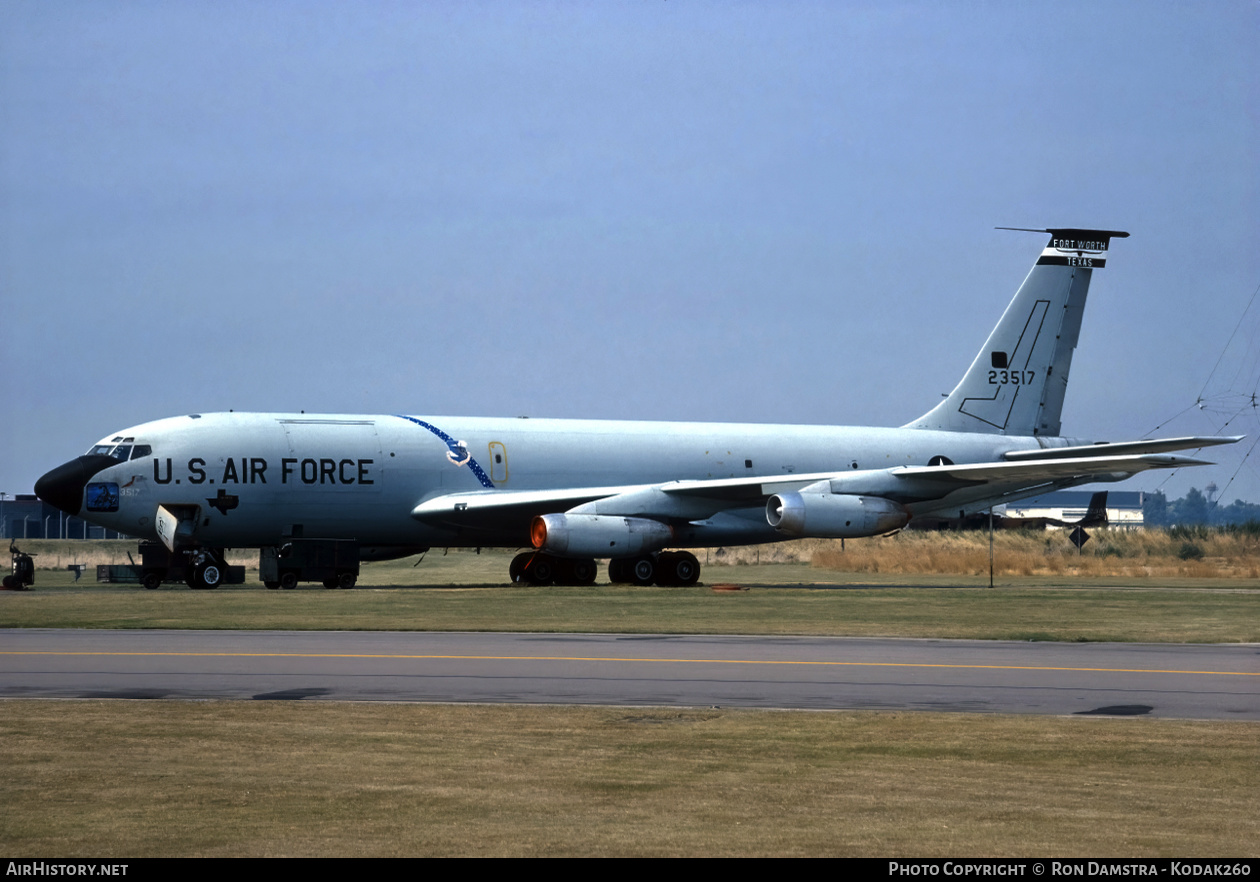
395,415 -> 496,489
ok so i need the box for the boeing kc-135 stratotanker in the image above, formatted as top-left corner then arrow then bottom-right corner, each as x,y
35,228 -> 1239,589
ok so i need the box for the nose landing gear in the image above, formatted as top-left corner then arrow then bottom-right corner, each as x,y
187,550 -> 223,590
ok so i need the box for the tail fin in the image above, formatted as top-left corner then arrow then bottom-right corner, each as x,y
906,228 -> 1129,437
1077,491 -> 1110,528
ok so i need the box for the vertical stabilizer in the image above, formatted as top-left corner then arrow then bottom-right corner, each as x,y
905,228 -> 1128,437
1077,491 -> 1110,528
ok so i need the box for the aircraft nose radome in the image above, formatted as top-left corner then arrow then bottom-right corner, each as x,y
34,455 -> 119,517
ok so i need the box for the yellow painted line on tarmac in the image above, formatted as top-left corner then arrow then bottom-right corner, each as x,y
0,650 -> 1255,677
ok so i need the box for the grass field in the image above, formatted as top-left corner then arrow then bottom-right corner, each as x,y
2,701 -> 1255,857
4,543 -> 1258,642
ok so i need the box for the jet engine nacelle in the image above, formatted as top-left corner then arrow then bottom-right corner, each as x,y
531,513 -> 674,558
766,491 -> 909,538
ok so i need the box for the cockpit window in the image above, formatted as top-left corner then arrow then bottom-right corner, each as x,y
89,442 -> 146,462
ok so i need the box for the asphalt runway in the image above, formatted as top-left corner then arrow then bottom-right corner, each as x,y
1,629 -> 1256,719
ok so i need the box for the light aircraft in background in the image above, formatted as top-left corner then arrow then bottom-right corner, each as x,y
35,228 -> 1238,589
909,490 -> 1111,531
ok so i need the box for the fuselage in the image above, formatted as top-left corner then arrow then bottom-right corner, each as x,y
58,411 -> 1069,551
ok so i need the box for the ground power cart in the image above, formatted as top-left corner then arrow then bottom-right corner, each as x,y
261,539 -> 360,589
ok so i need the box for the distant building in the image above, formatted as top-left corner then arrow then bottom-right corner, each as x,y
1001,490 -> 1146,529
1,494 -> 132,540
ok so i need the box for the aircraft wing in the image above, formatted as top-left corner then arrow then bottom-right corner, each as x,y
412,443 -> 1224,530
412,484 -> 657,518
409,473 -> 842,526
887,452 -> 1208,486
1002,435 -> 1242,461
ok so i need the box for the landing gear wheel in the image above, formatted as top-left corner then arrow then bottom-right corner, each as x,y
657,551 -> 700,587
608,558 -> 633,584
630,555 -> 656,587
337,572 -> 356,589
264,580 -> 281,590
509,552 -> 534,584
141,571 -> 163,590
526,554 -> 555,586
674,551 -> 700,586
202,563 -> 222,589
556,558 -> 597,586
192,562 -> 222,590
323,578 -> 338,589
280,572 -> 298,590
568,559 -> 597,586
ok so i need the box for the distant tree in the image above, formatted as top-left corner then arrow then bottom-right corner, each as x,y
1142,490 -> 1168,528
1143,489 -> 1260,527
1218,498 -> 1260,524
1172,487 -> 1210,525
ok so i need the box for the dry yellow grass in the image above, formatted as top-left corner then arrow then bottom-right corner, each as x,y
810,529 -> 1260,579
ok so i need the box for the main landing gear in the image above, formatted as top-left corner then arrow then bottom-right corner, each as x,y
510,550 -> 701,587
509,552 -> 598,586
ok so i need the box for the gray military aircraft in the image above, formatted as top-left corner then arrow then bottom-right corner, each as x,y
35,228 -> 1238,589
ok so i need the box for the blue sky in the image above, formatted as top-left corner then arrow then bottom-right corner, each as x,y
3,1 -> 1257,504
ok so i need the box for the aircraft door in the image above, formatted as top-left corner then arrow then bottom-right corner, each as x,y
489,441 -> 508,484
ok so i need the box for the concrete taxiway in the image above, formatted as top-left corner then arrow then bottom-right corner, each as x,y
2,629 -> 1256,719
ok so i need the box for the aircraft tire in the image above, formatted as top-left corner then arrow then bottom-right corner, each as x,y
201,564 -> 222,590
630,556 -> 656,587
193,562 -> 222,590
338,572 -> 356,589
509,552 -> 533,584
658,551 -> 700,587
679,551 -> 701,586
607,558 -> 633,584
656,552 -> 678,586
280,572 -> 299,590
560,558 -> 597,586
322,578 -> 338,589
527,554 -> 555,586
574,558 -> 598,585
264,580 -> 280,590
141,571 -> 163,590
